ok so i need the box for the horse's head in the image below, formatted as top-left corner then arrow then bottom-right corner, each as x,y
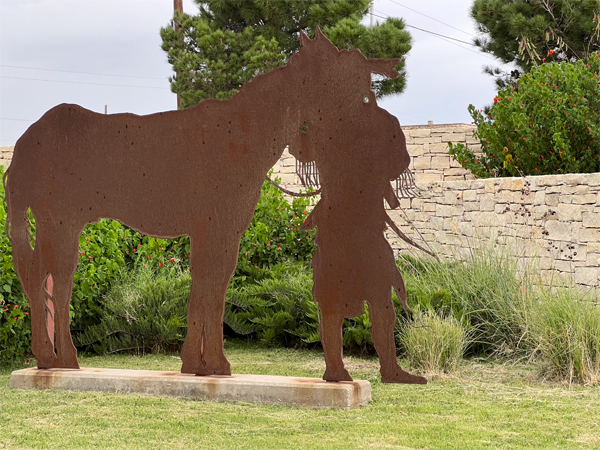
286,28 -> 409,196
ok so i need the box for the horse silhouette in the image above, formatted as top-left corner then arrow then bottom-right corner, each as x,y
291,29 -> 427,384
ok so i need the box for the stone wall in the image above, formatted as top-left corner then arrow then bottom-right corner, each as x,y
386,173 -> 600,287
0,146 -> 13,169
403,123 -> 476,184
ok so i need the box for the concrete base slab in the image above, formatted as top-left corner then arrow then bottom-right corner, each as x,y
10,367 -> 371,408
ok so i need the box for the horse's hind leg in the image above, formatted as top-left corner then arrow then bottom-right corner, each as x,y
36,224 -> 80,369
180,233 -> 236,375
29,277 -> 57,369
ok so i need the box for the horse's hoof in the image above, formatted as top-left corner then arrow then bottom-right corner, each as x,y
323,367 -> 353,382
33,351 -> 57,370
381,369 -> 427,384
193,368 -> 232,377
181,361 -> 231,376
54,356 -> 80,369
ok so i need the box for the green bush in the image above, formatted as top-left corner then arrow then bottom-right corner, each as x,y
0,166 -> 31,363
238,176 -> 316,271
527,288 -> 600,385
449,52 -> 600,177
398,249 -> 528,357
226,263 -> 320,346
74,267 -> 190,355
399,311 -> 470,374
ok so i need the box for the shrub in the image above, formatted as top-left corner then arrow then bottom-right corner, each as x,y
226,262 -> 320,346
527,288 -> 600,385
449,52 -> 600,178
398,248 -> 528,357
238,176 -> 316,271
0,166 -> 31,363
399,311 -> 470,374
74,267 -> 190,355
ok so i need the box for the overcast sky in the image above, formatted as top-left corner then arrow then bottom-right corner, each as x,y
0,0 -> 513,146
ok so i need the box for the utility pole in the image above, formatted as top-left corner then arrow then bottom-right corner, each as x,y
370,1 -> 374,27
174,0 -> 183,110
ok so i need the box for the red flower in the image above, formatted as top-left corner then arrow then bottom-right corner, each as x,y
80,252 -> 84,256
3,309 -> 7,312
548,49 -> 554,55
14,305 -> 18,309
25,312 -> 29,315
493,97 -> 498,104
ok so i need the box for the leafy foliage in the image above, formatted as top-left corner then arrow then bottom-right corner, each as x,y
0,166 -> 31,363
74,267 -> 190,355
237,178 -> 315,271
449,53 -> 600,177
226,263 -> 320,346
471,0 -> 600,84
160,0 -> 412,107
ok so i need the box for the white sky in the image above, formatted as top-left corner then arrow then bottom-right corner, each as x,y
0,0 -> 513,145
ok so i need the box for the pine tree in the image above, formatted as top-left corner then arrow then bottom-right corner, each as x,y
472,0 -> 600,78
160,0 -> 412,108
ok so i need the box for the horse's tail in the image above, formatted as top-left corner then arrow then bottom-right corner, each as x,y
3,161 -> 39,301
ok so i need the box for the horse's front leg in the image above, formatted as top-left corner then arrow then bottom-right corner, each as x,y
180,233 -> 238,375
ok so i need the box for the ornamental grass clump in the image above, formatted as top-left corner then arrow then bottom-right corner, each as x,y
399,311 -> 470,375
398,245 -> 528,358
449,52 -> 600,177
527,288 -> 600,386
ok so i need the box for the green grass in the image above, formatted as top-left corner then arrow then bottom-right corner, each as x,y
1,341 -> 598,450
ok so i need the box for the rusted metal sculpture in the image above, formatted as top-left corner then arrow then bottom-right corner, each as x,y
290,29 -> 426,384
5,27 -> 425,384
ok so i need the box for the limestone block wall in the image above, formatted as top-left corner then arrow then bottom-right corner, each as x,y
0,146 -> 13,169
403,123 -> 476,184
387,174 -> 600,287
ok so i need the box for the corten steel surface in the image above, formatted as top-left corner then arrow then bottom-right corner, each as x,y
292,30 -> 426,384
5,27 -> 425,384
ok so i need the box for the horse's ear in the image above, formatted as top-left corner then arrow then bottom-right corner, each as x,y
369,58 -> 401,79
299,30 -> 312,47
314,26 -> 326,41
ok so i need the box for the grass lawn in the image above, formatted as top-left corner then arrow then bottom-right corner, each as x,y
1,341 -> 598,450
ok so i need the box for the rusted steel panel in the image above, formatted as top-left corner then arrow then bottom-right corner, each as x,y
6,27 -> 425,384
